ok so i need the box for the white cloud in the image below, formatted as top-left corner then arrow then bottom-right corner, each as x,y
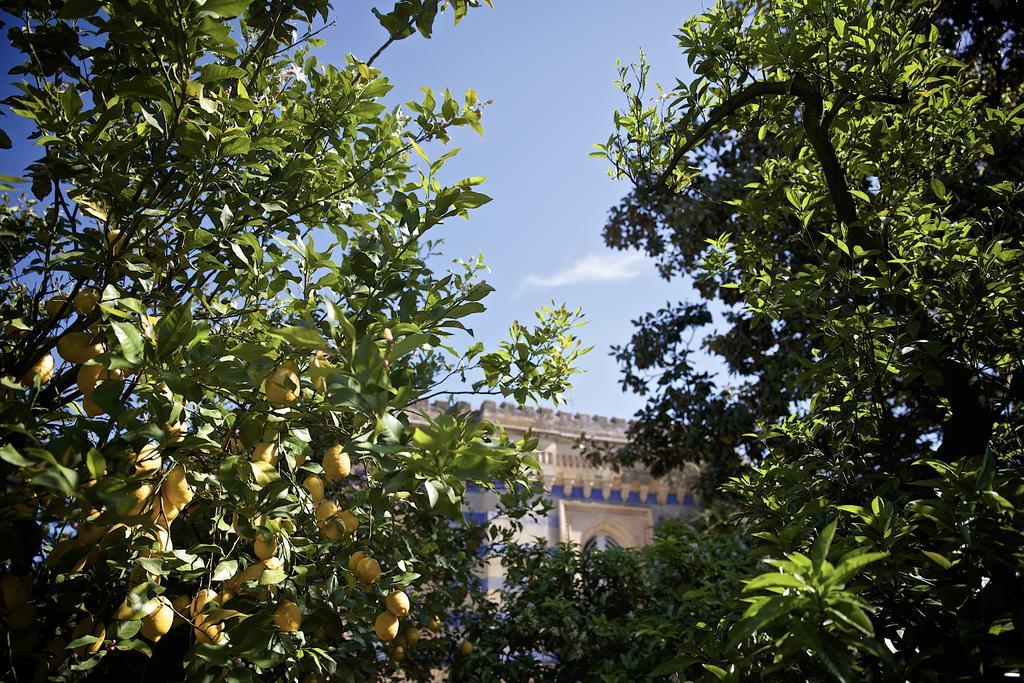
520,252 -> 648,290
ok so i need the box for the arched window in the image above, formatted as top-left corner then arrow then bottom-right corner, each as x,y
582,534 -> 621,552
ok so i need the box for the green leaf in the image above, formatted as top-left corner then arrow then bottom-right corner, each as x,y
453,190 -> 492,210
744,571 -> 807,592
410,140 -> 430,162
0,445 -> 32,467
828,598 -> 875,636
377,413 -> 404,445
390,333 -> 432,358
829,552 -> 888,586
110,322 -> 145,365
199,64 -> 247,83
269,325 -> 326,349
213,560 -> 239,581
650,655 -> 699,676
424,479 -> 444,508
259,567 -> 286,585
703,664 -> 729,680
810,519 -> 837,571
728,595 -> 797,648
384,469 -> 416,494
86,448 -> 107,479
921,550 -> 952,570
156,306 -> 196,358
222,132 -> 251,155
115,619 -> 141,640
197,0 -> 251,18
114,638 -> 152,656
137,557 -> 166,576
57,0 -> 102,19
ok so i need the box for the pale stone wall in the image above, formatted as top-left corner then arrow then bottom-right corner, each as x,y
410,400 -> 700,591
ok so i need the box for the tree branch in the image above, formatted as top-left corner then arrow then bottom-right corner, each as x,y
657,76 -> 862,229
654,75 -> 992,462
657,80 -> 791,188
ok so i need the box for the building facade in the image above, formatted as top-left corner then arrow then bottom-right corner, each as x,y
414,400 -> 700,591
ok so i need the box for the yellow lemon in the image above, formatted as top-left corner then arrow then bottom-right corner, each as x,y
385,590 -> 410,618
314,499 -> 338,527
194,618 -> 223,645
171,595 -> 190,627
355,557 -> 381,586
104,229 -> 126,253
1,574 -> 30,609
427,615 -> 442,632
134,443 -> 162,472
140,597 -> 174,642
77,363 -> 121,397
273,600 -> 302,632
231,561 -> 267,587
4,323 -> 28,339
9,631 -> 38,657
7,601 -> 35,632
75,521 -> 106,545
348,551 -> 367,573
57,332 -> 104,364
45,538 -> 77,569
252,441 -> 278,464
83,396 -> 105,417
302,475 -> 325,505
164,422 -> 185,443
191,589 -> 217,617
232,513 -> 264,540
45,295 -> 69,319
20,353 -> 54,386
310,350 -> 330,394
322,444 -> 350,481
42,637 -> 67,670
459,639 -> 473,656
126,483 -> 154,516
338,510 -> 358,534
147,524 -> 173,552
141,314 -> 160,342
374,612 -> 399,642
264,365 -> 300,406
321,523 -> 343,540
161,465 -> 193,510
73,288 -> 101,316
254,536 -> 278,561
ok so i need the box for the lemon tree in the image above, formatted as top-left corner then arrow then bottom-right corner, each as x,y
0,0 -> 584,679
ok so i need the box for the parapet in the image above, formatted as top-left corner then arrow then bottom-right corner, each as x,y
407,399 -> 699,500
409,399 -> 632,443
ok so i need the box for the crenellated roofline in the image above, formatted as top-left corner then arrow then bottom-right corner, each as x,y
408,399 -> 701,503
408,399 -> 631,443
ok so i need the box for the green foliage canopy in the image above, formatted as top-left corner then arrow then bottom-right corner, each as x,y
600,0 -> 1024,679
599,0 -> 1024,500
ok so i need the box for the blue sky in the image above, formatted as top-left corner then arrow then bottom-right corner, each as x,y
334,1 -> 706,419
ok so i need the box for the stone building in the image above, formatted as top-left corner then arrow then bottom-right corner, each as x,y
413,400 -> 700,591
